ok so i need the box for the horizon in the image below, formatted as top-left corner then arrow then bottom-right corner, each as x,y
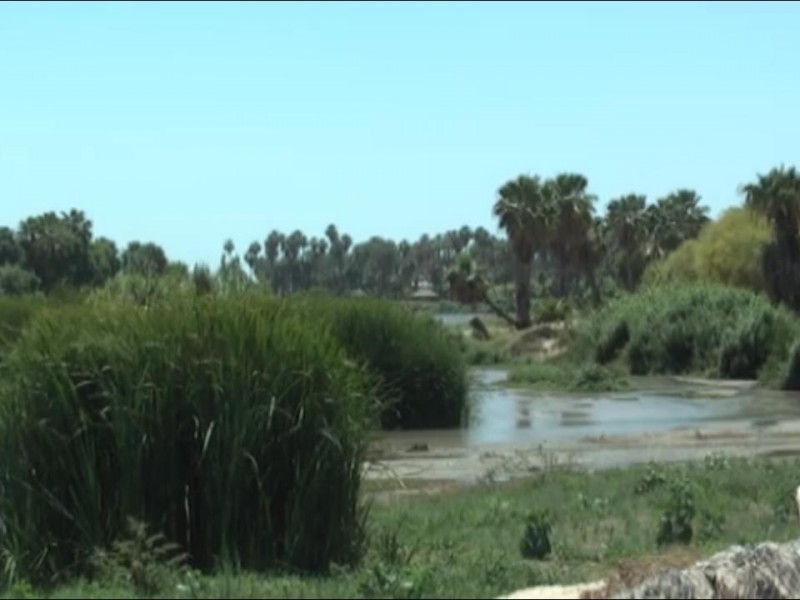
2,1 -> 799,266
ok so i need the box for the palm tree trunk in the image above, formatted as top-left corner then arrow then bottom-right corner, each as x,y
514,258 -> 532,329
482,294 -> 519,329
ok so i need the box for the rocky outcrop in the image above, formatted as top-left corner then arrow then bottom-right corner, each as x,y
609,540 -> 800,599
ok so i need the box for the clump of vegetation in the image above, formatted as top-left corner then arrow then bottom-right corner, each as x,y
519,510 -> 553,560
643,207 -> 771,295
634,463 -> 668,495
0,295 -> 373,585
91,518 -> 189,597
508,360 -> 629,392
577,283 -> 798,380
656,478 -> 696,547
532,298 -> 571,324
298,294 -> 469,429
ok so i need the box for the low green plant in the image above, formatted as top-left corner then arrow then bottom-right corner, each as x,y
519,510 -> 552,560
656,478 -> 696,547
91,518 -> 188,597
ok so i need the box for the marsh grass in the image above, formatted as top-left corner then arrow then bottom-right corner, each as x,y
507,361 -> 629,392
297,294 -> 469,429
0,295 -> 374,585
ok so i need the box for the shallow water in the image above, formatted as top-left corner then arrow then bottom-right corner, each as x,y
432,312 -> 491,327
466,368 -> 800,447
368,368 -> 800,480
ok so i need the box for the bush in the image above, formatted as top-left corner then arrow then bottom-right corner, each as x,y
298,295 -> 469,430
0,295 -> 373,585
519,510 -> 552,560
656,478 -> 696,547
0,264 -> 40,295
577,284 -> 798,379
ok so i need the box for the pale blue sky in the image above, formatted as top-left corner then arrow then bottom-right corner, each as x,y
1,1 -> 799,267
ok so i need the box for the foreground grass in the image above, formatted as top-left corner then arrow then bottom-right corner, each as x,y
17,457 -> 800,599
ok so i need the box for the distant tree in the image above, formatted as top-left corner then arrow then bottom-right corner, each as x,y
89,237 -> 121,285
18,209 -> 94,291
121,241 -> 169,277
0,227 -> 21,266
742,165 -> 800,310
605,194 -> 649,290
648,189 -> 710,260
546,173 -> 596,298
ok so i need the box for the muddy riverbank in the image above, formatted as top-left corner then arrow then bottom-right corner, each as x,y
365,368 -> 800,485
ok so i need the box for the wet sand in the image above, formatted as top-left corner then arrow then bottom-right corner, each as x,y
365,369 -> 800,484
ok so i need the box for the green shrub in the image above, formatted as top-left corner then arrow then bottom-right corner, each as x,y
656,478 -> 696,547
519,510 -> 552,560
577,284 -> 798,380
298,295 -> 469,430
0,295 -> 373,585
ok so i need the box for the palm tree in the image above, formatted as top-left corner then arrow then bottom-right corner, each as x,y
493,175 -> 553,328
546,173 -> 596,298
742,165 -> 800,310
648,189 -> 710,259
605,194 -> 649,290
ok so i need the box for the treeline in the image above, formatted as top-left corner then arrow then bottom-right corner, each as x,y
1,176 -> 715,308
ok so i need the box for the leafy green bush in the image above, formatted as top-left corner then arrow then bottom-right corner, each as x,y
91,518 -> 188,597
0,295 -> 373,585
519,510 -> 552,560
577,284 -> 798,379
298,295 -> 469,429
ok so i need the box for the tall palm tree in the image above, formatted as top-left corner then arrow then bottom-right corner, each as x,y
605,194 -> 649,290
546,173 -> 596,298
648,189 -> 710,259
493,175 -> 553,328
742,165 -> 800,310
